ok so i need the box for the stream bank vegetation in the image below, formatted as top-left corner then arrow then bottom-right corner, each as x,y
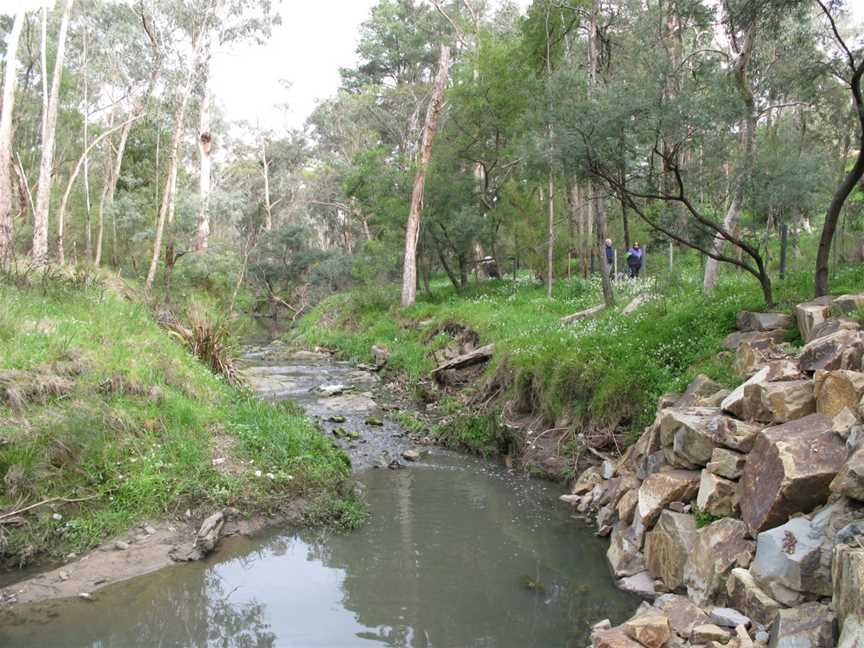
0,273 -> 361,567
2,0 -> 864,578
296,255 -> 864,477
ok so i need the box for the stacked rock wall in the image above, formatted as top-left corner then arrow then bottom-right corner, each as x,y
567,296 -> 864,648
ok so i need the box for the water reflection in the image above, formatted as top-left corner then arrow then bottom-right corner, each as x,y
0,452 -> 636,648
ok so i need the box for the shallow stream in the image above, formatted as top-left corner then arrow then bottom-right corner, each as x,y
0,341 -> 637,647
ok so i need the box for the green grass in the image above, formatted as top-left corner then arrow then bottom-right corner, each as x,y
0,277 -> 359,564
295,262 -> 864,449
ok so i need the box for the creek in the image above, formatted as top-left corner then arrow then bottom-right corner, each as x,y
0,341 -> 637,647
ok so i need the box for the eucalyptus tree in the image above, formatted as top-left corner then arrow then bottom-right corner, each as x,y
813,0 -> 864,296
0,8 -> 26,264
190,0 -> 278,253
32,0 -> 74,268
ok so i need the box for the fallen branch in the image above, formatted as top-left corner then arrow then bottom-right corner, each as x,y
0,494 -> 100,523
432,344 -> 495,373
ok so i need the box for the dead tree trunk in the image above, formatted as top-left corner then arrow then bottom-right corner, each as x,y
401,44 -> 450,308
32,0 -> 74,268
0,9 -> 26,263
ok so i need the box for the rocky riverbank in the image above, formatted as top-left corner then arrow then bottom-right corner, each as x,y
565,294 -> 864,648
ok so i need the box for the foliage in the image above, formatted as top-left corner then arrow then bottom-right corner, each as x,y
0,278 -> 357,562
297,261 -> 864,443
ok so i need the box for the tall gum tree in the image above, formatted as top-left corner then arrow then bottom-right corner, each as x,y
145,1 -> 215,290
814,0 -> 864,297
31,0 -> 75,268
0,8 -> 26,263
401,44 -> 451,308
703,1 -> 758,294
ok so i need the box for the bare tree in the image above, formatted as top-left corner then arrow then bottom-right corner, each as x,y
401,44 -> 451,308
0,8 -> 26,263
32,0 -> 75,268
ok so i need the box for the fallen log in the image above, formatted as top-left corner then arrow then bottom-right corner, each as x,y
560,304 -> 605,325
432,344 -> 495,373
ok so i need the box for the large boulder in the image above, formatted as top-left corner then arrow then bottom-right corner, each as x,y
723,329 -> 787,351
796,297 -> 835,343
623,614 -> 672,648
677,374 -> 723,408
837,616 -> 864,648
707,448 -> 747,480
749,519 -> 821,605
660,407 -> 762,468
592,627 -> 643,648
696,470 -> 740,518
814,369 -> 864,418
721,361 -> 802,419
684,518 -> 755,606
617,571 -> 657,600
832,543 -> 864,627
767,603 -> 835,648
750,499 -> 863,603
572,465 -> 605,495
656,595 -> 711,640
831,448 -> 864,501
608,521 -> 647,577
738,414 -> 848,534
834,293 -> 864,315
737,311 -> 795,333
798,329 -> 864,373
637,469 -> 701,528
726,568 -> 781,627
617,488 -> 640,525
644,510 -> 699,591
809,317 -> 860,343
743,379 -> 815,424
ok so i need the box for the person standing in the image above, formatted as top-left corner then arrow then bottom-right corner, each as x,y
626,241 -> 643,278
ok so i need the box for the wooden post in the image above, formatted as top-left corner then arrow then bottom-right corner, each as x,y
668,240 -> 674,273
613,249 -> 618,277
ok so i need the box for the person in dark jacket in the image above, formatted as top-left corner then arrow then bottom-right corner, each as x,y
626,241 -> 643,278
604,238 -> 614,267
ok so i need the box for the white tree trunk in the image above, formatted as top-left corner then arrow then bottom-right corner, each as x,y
0,9 -> 26,262
32,0 -> 75,268
262,139 -> 273,230
145,29 -> 207,290
401,44 -> 450,308
703,20 -> 756,294
192,74 -> 212,252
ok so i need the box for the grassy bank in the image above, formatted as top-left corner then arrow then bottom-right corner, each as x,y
0,275 -> 360,566
295,264 -> 864,459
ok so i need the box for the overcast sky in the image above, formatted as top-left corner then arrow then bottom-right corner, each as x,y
3,0 -> 862,135
210,0 -> 382,133
210,1 -> 533,133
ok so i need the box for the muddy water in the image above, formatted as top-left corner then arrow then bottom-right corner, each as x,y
0,345 -> 637,647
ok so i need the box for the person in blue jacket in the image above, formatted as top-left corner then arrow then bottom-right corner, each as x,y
604,238 -> 615,269
626,241 -> 643,278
